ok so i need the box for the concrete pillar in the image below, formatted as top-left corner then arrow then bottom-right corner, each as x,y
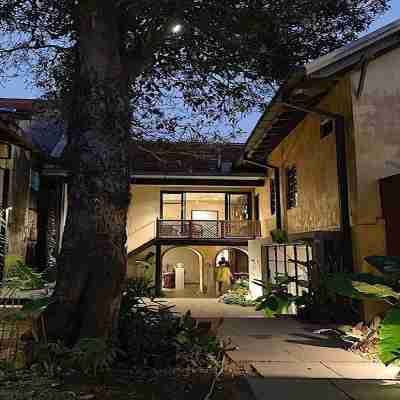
248,239 -> 271,299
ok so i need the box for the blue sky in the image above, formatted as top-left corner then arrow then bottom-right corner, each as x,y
1,4 -> 399,137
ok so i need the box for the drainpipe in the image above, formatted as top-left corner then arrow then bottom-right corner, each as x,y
280,103 -> 354,271
243,158 -> 282,231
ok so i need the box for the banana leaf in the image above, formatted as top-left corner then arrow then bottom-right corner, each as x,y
352,281 -> 400,301
365,256 -> 400,274
378,306 -> 400,366
323,272 -> 394,300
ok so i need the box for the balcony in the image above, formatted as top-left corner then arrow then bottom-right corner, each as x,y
156,219 -> 261,241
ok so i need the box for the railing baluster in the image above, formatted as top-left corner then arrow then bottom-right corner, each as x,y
156,219 -> 261,241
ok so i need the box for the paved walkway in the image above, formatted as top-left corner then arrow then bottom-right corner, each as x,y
165,298 -> 400,400
162,297 -> 264,318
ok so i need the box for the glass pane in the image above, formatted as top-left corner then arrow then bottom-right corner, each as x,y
229,194 -> 249,220
192,210 -> 218,220
163,204 -> 182,220
162,193 -> 182,220
185,193 -> 225,220
163,193 -> 182,203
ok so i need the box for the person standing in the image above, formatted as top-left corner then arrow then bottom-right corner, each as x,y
216,256 -> 232,295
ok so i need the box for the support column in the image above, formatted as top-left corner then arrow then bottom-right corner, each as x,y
155,243 -> 162,296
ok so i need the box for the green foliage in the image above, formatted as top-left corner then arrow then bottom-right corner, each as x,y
323,256 -> 400,366
33,341 -> 70,377
32,338 -> 120,377
119,278 -> 157,321
365,256 -> 400,274
4,261 -> 47,291
253,276 -> 297,317
4,255 -> 25,273
119,284 -> 222,369
378,306 -> 400,366
324,272 -> 399,303
270,230 -> 289,244
70,338 -> 121,376
221,279 -> 254,307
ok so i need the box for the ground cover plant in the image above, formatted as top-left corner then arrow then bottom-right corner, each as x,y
323,256 -> 400,366
221,279 -> 254,307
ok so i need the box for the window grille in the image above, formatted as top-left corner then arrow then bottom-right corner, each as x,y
270,179 -> 276,215
287,166 -> 298,209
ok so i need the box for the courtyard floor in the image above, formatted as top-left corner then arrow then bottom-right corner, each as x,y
165,298 -> 400,400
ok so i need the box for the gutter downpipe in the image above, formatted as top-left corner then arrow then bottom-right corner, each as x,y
281,103 -> 354,272
243,159 -> 282,231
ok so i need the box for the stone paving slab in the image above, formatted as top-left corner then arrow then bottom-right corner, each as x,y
322,362 -> 400,380
246,378 -> 349,400
228,348 -> 298,362
289,343 -> 368,363
252,362 -> 341,379
163,298 -> 265,318
333,380 -> 400,400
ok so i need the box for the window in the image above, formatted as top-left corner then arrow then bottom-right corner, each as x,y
270,179 -> 276,215
320,118 -> 335,139
286,166 -> 298,209
161,193 -> 184,220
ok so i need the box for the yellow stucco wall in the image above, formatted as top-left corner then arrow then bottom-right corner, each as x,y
127,185 -> 258,253
259,78 -> 354,236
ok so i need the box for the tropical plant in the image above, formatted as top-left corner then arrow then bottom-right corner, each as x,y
253,274 -> 299,317
254,256 -> 358,322
325,256 -> 400,366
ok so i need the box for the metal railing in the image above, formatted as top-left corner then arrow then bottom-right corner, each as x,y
157,219 -> 261,241
262,231 -> 346,315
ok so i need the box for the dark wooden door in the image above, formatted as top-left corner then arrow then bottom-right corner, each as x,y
380,174 -> 400,256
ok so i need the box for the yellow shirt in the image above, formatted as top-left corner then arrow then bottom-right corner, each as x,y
216,266 -> 231,284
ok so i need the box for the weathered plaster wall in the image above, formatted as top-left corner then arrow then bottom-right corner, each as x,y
267,80 -> 351,233
350,46 -> 400,274
126,185 -> 160,253
264,78 -> 353,235
255,183 -> 275,237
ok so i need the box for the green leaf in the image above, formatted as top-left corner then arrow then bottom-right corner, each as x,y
352,281 -> 400,301
378,306 -> 400,365
20,297 -> 55,317
323,273 -> 363,299
323,273 -> 395,300
365,256 -> 400,274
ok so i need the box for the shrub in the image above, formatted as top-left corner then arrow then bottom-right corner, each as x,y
118,278 -> 223,368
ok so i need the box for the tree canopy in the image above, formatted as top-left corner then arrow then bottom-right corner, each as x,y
1,0 -> 390,140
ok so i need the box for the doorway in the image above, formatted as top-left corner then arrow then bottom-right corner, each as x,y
161,246 -> 209,298
215,247 -> 249,282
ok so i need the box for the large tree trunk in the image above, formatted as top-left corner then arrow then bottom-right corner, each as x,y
45,2 -> 131,343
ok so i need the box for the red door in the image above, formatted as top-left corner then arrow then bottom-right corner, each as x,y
380,174 -> 400,256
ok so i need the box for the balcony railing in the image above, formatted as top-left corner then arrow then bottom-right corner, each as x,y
157,219 -> 261,241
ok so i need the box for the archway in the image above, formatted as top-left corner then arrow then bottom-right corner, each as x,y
161,246 -> 205,296
215,247 -> 249,281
